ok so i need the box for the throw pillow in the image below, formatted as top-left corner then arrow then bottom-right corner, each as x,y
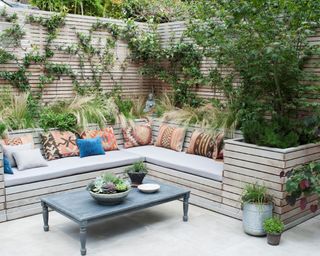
155,124 -> 186,152
81,127 -> 118,151
3,156 -> 13,174
13,148 -> 48,171
76,136 -> 105,158
41,131 -> 79,160
2,143 -> 34,167
0,134 -> 34,146
187,130 -> 224,159
122,123 -> 153,148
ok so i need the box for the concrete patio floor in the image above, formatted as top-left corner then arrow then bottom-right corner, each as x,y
0,201 -> 319,256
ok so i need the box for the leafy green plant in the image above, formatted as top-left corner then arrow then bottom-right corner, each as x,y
87,173 -> 129,194
39,109 -> 77,131
126,161 -> 148,174
241,183 -> 273,205
188,0 -> 320,148
285,161 -> 320,213
0,23 -> 25,47
263,217 -> 284,234
0,122 -> 6,138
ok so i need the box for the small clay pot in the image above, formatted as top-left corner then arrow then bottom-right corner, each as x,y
267,233 -> 281,246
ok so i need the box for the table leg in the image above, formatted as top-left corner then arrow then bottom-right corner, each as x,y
80,221 -> 88,256
183,192 -> 190,222
41,201 -> 49,231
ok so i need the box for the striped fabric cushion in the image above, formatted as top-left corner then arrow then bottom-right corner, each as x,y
187,130 -> 224,159
155,124 -> 186,152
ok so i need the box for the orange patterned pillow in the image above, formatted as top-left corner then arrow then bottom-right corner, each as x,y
81,127 -> 118,151
122,123 -> 153,148
42,131 -> 79,159
0,134 -> 34,147
155,124 -> 186,152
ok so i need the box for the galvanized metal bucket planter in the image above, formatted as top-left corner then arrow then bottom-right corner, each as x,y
242,203 -> 273,236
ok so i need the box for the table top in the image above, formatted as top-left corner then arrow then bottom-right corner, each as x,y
41,180 -> 190,223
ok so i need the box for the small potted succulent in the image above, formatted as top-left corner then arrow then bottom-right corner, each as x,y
263,217 -> 285,246
87,173 -> 130,205
125,161 -> 148,187
241,183 -> 273,236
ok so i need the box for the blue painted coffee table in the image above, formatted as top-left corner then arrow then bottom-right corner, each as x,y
41,180 -> 190,255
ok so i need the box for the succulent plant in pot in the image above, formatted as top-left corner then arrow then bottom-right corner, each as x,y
263,217 -> 284,246
125,161 -> 148,187
87,173 -> 130,205
241,183 -> 273,236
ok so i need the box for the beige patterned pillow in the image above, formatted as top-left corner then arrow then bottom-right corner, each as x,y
155,124 -> 186,152
0,134 -> 34,147
122,123 -> 153,148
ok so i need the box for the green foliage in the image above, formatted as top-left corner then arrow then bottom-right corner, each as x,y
0,122 -> 6,138
126,161 -> 148,174
0,92 -> 36,130
263,217 -> 284,234
0,8 -> 18,22
241,183 -> 273,205
30,0 -> 189,23
0,49 -> 16,64
39,109 -> 77,131
0,23 -> 25,47
285,161 -> 320,212
188,0 -> 320,148
0,67 -> 30,92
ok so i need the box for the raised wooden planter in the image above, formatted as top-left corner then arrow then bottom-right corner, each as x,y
222,138 -> 320,228
0,158 -> 6,222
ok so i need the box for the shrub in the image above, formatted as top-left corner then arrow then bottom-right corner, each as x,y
39,109 -> 77,131
263,217 -> 284,234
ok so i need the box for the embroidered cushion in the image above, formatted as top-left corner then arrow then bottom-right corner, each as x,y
0,134 -> 34,146
122,123 -> 153,148
76,137 -> 105,158
41,131 -> 79,160
81,127 -> 118,151
187,130 -> 224,159
155,124 -> 186,152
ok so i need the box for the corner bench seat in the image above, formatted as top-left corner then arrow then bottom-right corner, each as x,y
125,146 -> 223,182
5,150 -> 144,187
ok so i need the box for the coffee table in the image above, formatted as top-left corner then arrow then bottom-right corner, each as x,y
41,180 -> 190,255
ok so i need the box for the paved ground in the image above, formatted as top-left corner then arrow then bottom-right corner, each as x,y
0,201 -> 319,256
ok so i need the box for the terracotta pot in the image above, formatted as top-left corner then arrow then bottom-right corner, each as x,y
267,233 -> 281,246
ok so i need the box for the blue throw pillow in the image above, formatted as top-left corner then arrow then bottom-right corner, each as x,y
76,136 -> 105,158
3,156 -> 13,174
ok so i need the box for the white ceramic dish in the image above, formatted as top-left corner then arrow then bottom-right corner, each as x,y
138,183 -> 160,194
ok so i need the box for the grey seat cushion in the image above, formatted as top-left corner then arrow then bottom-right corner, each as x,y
5,150 -> 144,187
125,146 -> 223,182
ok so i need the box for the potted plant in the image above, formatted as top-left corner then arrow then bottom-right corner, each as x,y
87,173 -> 130,205
241,183 -> 273,236
263,217 -> 285,246
126,161 -> 148,187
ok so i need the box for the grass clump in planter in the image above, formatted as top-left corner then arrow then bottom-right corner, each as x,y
241,183 -> 273,236
241,183 -> 273,205
263,217 -> 284,246
126,161 -> 148,187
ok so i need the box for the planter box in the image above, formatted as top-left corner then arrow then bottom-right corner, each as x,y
222,138 -> 320,228
0,153 -> 6,222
